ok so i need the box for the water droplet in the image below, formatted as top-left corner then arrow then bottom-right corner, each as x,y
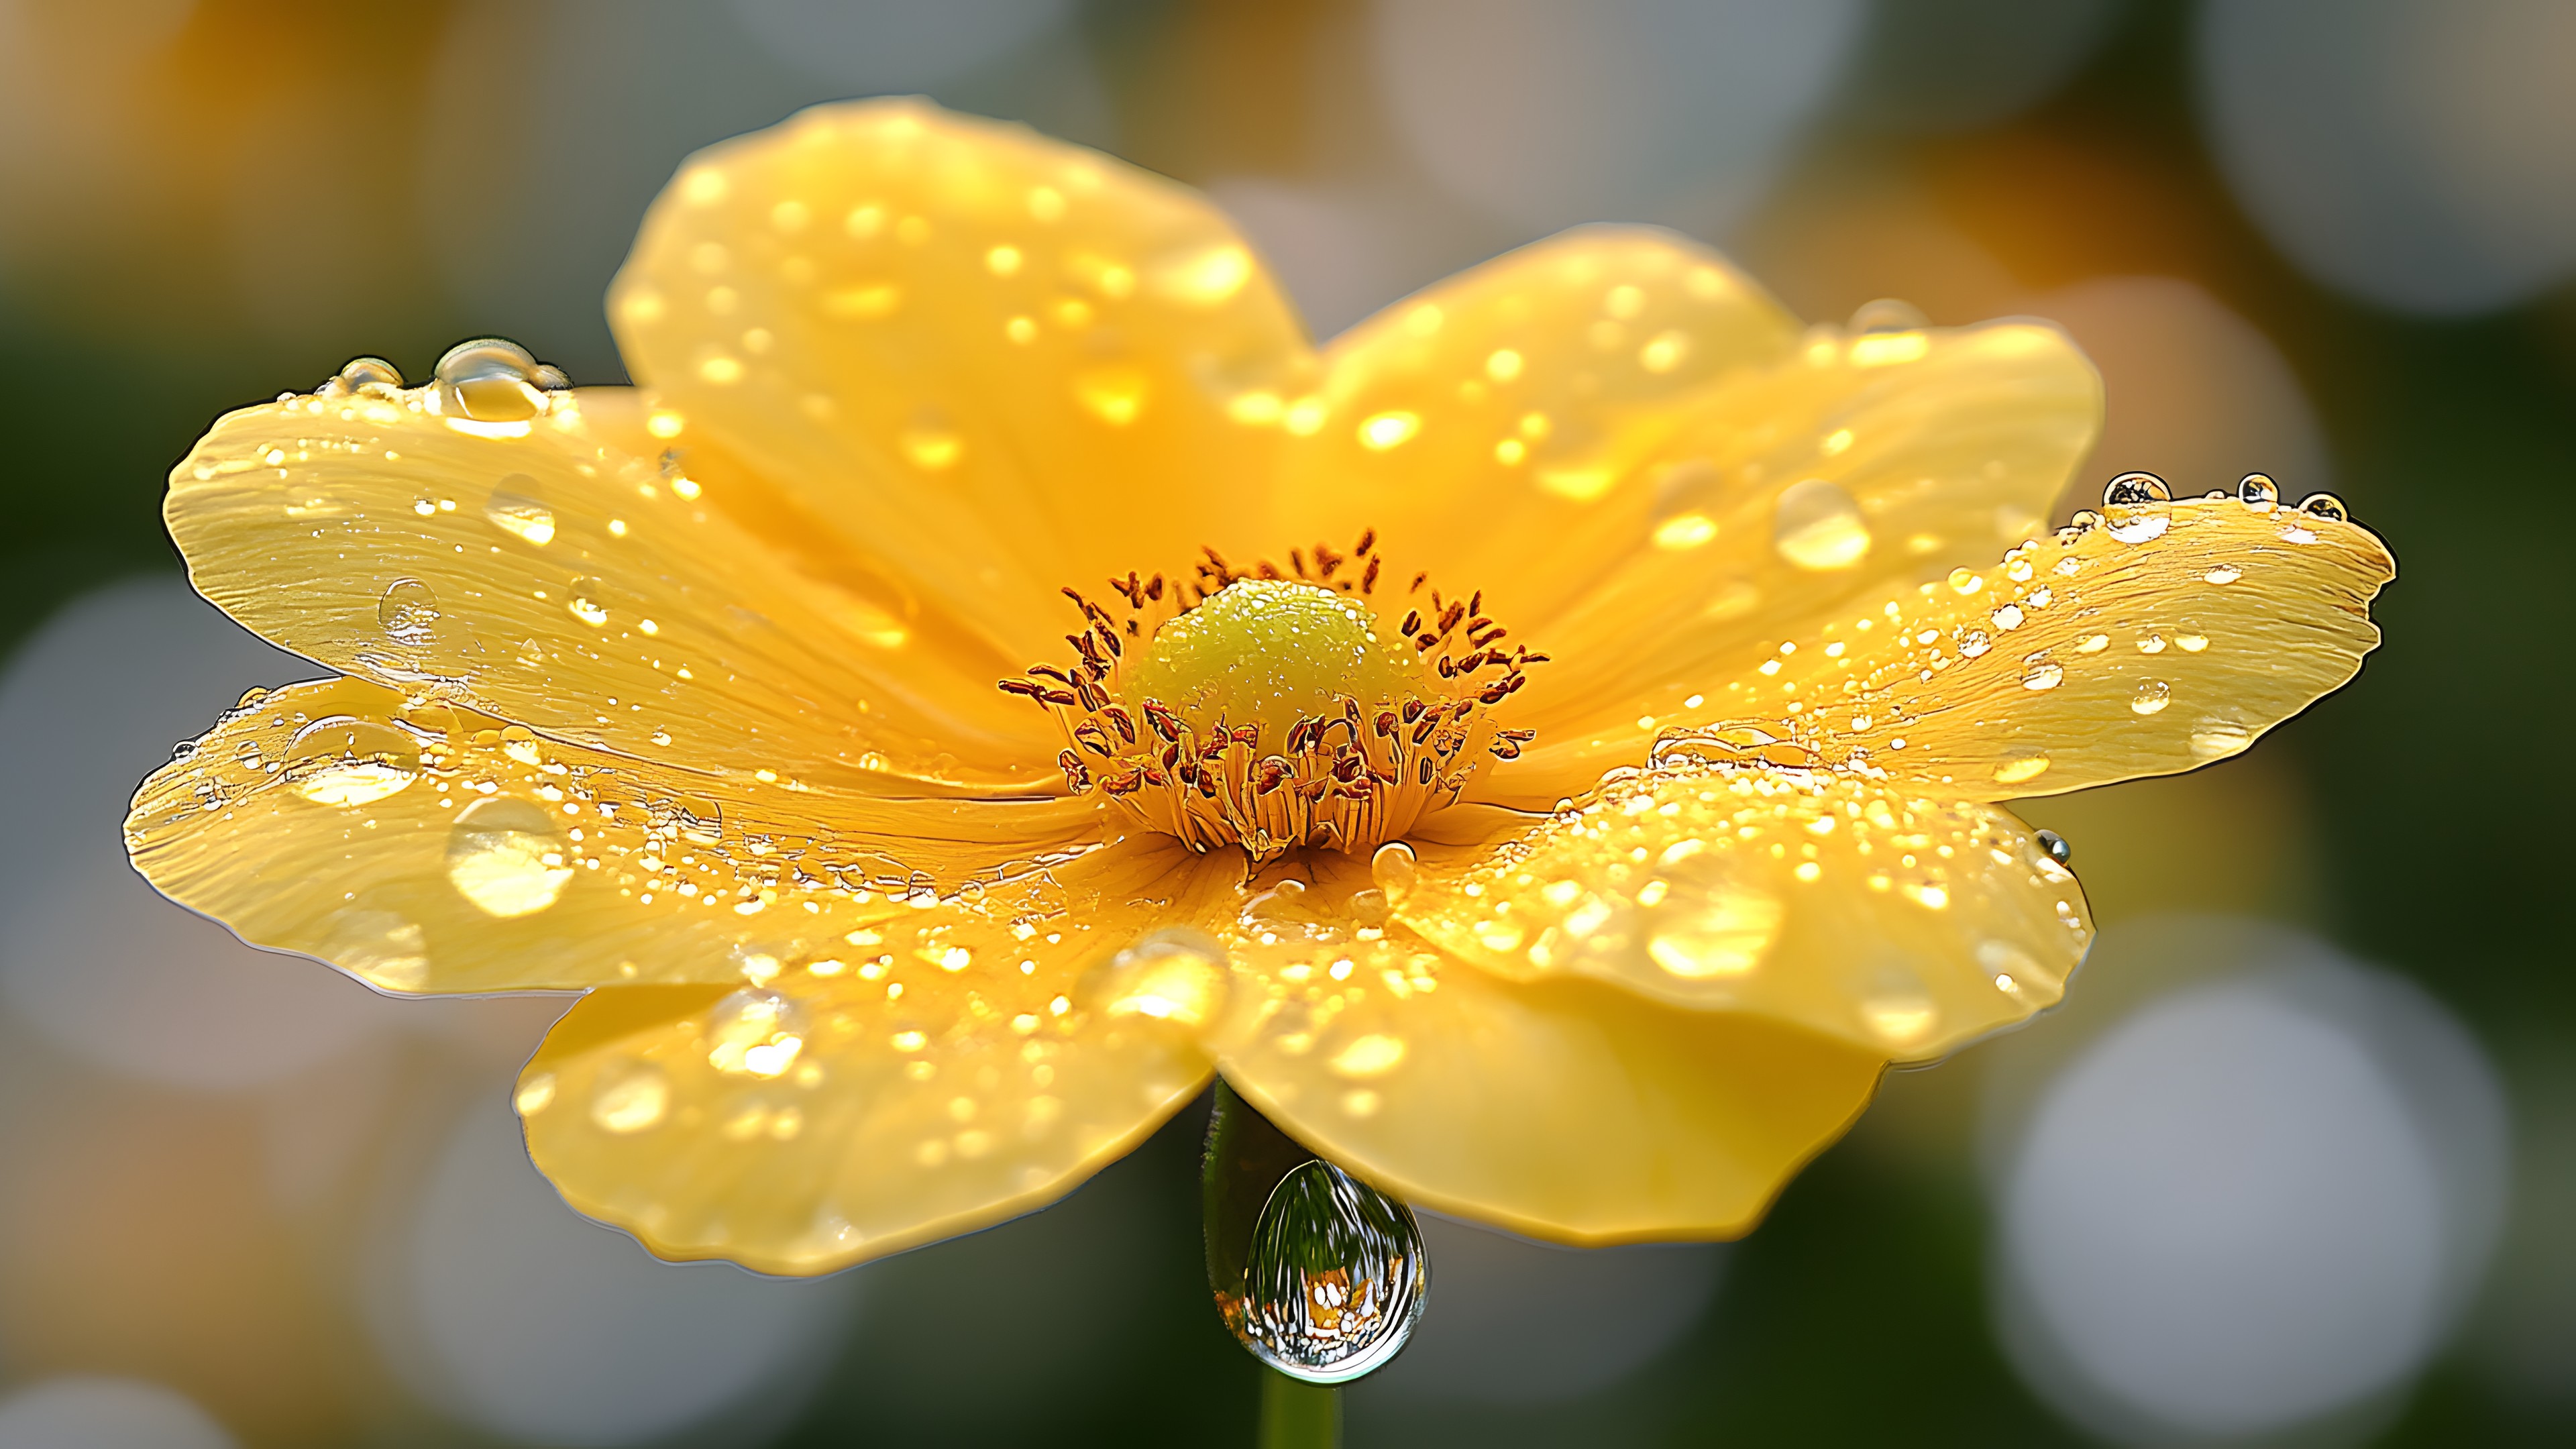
2237,473 -> 2279,511
2021,660 -> 2065,691
1860,974 -> 1940,1046
590,1062 -> 669,1133
1772,479 -> 1871,570
1847,298 -> 1928,333
285,716 -> 422,806
1371,842 -> 1418,902
567,576 -> 609,627
2204,564 -> 2243,584
1081,928 -> 1230,1030
1642,884 -> 1783,979
1958,629 -> 1992,658
2130,679 -> 2171,714
898,409 -> 964,470
434,337 -> 546,422
1991,604 -> 2026,631
705,989 -> 805,1077
2035,830 -> 2072,867
2300,492 -> 2349,521
1204,1085 -> 1424,1385
323,356 -> 402,396
376,578 -> 440,640
1993,751 -> 2051,785
2102,472 -> 2171,506
445,796 -> 576,917
484,476 -> 555,545
2188,719 -> 2253,761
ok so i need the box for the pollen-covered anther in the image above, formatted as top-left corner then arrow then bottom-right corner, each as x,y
999,531 -> 1539,861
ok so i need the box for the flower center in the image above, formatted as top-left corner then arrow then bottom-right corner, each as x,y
1000,533 -> 1539,861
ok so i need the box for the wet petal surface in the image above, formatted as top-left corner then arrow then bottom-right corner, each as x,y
1670,494 -> 2395,799
518,840 -> 1240,1273
168,384 -> 1056,792
613,98 -> 1318,661
1207,855 -> 1885,1244
128,677 -> 1108,993
1395,761 -> 2090,1059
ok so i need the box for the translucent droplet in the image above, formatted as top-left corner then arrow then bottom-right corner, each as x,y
284,716 -> 422,806
2021,660 -> 2065,691
2204,564 -> 2243,585
2102,472 -> 2171,506
2035,830 -> 2072,867
1861,974 -> 1940,1046
445,796 -> 576,918
377,578 -> 440,640
2130,679 -> 2171,714
2189,720 -> 2253,761
434,337 -> 546,422
323,356 -> 402,396
1081,928 -> 1230,1030
2300,492 -> 2349,521
1643,885 -> 1782,979
484,476 -> 555,545
1772,479 -> 1872,570
704,989 -> 805,1077
1204,1084 -> 1424,1385
590,1062 -> 669,1133
567,576 -> 609,627
2237,473 -> 2279,511
1993,751 -> 2051,785
1847,298 -> 1929,333
1370,842 -> 1418,902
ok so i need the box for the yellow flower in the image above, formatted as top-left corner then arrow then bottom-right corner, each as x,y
126,100 -> 2393,1275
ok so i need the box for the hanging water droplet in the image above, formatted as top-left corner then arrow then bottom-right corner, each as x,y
284,716 -> 421,806
445,796 -> 576,917
2131,679 -> 2171,715
2035,830 -> 2072,867
377,578 -> 441,641
2237,473 -> 2279,511
2101,472 -> 2171,506
1204,1083 -> 1424,1385
435,337 -> 546,422
485,476 -> 556,545
2300,492 -> 2349,521
1772,479 -> 1872,570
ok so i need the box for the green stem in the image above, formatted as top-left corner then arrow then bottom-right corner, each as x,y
1258,1369 -> 1341,1449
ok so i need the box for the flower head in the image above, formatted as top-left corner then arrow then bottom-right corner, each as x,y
127,100 -> 2393,1274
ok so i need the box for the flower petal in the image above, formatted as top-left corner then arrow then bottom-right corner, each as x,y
612,98 -> 1318,659
1277,226 -> 1801,619
1208,854 -> 1884,1244
127,676 -> 1110,994
1676,494 -> 2395,800
1393,762 -> 2089,1060
517,839 -> 1240,1274
1472,315 -> 2101,804
169,384 -> 1058,792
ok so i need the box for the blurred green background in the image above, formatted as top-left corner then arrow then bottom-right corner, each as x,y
1,1 -> 2570,1445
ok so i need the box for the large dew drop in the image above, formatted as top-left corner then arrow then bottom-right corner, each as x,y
484,476 -> 557,545
435,337 -> 547,423
378,578 -> 441,641
1772,478 -> 1872,570
445,796 -> 576,918
1204,1083 -> 1425,1385
284,716 -> 421,806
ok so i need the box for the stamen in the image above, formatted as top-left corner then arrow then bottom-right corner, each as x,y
996,529 -> 1540,861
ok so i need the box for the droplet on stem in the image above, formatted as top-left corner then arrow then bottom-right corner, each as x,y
1204,1082 -> 1425,1385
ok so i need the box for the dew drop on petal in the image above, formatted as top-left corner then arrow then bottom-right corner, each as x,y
1644,885 -> 1782,979
377,578 -> 440,640
2300,492 -> 2349,521
434,337 -> 546,421
2035,830 -> 2073,867
1772,479 -> 1872,570
1370,841 -> 1419,903
2106,509 -> 2171,544
484,476 -> 556,545
2131,679 -> 2173,714
704,989 -> 805,1077
285,716 -> 422,806
445,796 -> 576,917
2237,472 -> 2279,511
2102,472 -> 2171,506
566,577 -> 609,627
589,1061 -> 669,1133
1994,751 -> 2051,785
2021,660 -> 2065,691
2204,564 -> 2243,584
1081,928 -> 1230,1030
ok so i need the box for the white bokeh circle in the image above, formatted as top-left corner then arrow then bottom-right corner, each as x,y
0,1376 -> 237,1449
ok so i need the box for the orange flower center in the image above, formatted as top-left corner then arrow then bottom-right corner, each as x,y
1000,532 -> 1540,861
